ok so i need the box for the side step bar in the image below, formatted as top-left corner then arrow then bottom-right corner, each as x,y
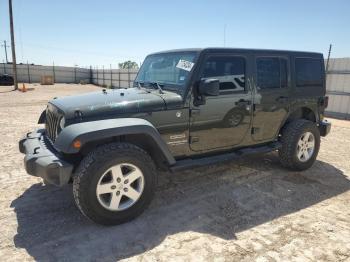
170,142 -> 281,172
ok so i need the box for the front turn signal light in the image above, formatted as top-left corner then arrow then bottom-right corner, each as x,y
73,140 -> 82,149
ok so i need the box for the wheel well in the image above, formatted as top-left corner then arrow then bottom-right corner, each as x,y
286,107 -> 316,123
79,134 -> 169,170
279,107 -> 317,136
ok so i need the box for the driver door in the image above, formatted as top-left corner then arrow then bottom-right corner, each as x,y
189,54 -> 253,152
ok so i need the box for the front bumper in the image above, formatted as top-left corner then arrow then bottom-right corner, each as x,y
319,120 -> 331,137
19,129 -> 73,186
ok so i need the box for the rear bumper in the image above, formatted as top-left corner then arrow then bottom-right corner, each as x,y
319,120 -> 331,137
19,129 -> 73,186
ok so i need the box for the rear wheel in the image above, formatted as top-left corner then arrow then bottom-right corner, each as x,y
73,142 -> 157,225
279,119 -> 320,171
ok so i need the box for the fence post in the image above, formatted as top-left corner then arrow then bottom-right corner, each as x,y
27,61 -> 31,83
52,62 -> 56,83
118,69 -> 121,88
102,65 -> 105,86
74,66 -> 77,83
128,67 -> 130,88
96,66 -> 99,86
110,64 -> 113,88
90,65 -> 94,84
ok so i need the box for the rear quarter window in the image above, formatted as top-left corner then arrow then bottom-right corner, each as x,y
295,58 -> 323,87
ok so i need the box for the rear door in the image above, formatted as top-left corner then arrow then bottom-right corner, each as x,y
189,53 -> 253,152
251,54 -> 291,141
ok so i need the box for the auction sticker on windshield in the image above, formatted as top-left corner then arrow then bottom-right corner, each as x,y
176,59 -> 195,72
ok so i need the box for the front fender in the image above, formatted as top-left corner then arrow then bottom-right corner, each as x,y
54,118 -> 176,165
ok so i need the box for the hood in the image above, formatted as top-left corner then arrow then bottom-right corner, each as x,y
50,87 -> 183,120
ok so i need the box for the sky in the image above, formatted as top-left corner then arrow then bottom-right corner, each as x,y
0,0 -> 349,67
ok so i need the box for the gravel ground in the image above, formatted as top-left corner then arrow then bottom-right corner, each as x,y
0,84 -> 349,262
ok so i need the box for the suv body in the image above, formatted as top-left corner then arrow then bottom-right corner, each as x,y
19,48 -> 331,225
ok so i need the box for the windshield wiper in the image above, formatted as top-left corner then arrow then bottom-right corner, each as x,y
148,82 -> 164,94
134,81 -> 144,89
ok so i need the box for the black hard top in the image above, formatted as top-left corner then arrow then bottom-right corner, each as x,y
150,48 -> 323,57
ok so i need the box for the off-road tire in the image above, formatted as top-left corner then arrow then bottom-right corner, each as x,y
279,119 -> 320,171
73,142 -> 157,225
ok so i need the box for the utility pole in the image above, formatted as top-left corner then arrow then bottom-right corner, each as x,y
9,0 -> 18,90
1,40 -> 9,63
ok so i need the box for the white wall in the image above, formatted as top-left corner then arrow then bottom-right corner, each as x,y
326,58 -> 350,119
91,68 -> 138,88
0,63 -> 90,83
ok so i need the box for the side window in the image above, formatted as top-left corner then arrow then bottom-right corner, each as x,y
201,56 -> 245,93
256,57 -> 288,89
295,58 -> 323,87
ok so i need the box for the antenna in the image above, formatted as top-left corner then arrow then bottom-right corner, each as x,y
326,44 -> 332,73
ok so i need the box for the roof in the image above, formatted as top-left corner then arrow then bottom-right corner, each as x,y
149,47 -> 323,57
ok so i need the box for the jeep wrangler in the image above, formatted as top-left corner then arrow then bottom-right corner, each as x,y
19,48 -> 331,225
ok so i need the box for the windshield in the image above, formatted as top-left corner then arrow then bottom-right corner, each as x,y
134,51 -> 198,93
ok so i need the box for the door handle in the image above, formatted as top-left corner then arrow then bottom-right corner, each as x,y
235,100 -> 251,106
276,96 -> 289,103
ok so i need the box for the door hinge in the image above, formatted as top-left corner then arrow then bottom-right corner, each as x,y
189,136 -> 199,144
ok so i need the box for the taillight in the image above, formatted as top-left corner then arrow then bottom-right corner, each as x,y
324,96 -> 329,108
320,96 -> 329,108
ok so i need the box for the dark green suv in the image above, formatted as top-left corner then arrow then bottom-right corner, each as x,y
19,48 -> 331,225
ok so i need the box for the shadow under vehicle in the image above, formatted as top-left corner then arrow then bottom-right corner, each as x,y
11,157 -> 349,261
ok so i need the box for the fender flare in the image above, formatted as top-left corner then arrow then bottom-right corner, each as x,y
279,105 -> 318,133
54,118 -> 176,165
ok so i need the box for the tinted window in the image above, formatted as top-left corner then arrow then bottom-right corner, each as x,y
295,58 -> 323,87
202,56 -> 245,92
257,57 -> 288,89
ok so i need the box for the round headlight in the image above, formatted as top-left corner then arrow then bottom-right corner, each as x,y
59,117 -> 65,129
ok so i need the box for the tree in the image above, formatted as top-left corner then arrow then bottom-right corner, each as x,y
118,60 -> 139,69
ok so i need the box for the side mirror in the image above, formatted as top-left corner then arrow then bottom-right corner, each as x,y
198,79 -> 220,96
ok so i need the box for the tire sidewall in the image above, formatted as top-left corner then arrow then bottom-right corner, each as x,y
291,122 -> 320,170
75,144 -> 156,225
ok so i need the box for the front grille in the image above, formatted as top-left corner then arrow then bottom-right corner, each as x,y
45,106 -> 62,142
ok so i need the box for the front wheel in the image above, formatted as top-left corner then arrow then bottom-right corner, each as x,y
278,119 -> 320,171
73,143 -> 157,225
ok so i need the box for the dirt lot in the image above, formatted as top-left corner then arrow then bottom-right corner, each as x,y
0,84 -> 349,262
